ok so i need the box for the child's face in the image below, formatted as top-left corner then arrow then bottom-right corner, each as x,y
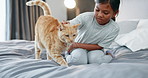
94,3 -> 117,25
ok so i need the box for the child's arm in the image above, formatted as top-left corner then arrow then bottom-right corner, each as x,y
67,42 -> 103,53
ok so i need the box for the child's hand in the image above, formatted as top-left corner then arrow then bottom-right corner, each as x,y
61,20 -> 70,24
67,42 -> 78,53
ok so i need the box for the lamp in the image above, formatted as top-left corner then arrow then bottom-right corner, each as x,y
64,0 -> 76,9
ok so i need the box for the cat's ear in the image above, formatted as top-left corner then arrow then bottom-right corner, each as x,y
57,22 -> 65,31
73,24 -> 80,29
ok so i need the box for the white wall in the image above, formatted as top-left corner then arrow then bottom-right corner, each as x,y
46,0 -> 67,21
0,0 -> 6,41
117,0 -> 148,21
46,0 -> 148,22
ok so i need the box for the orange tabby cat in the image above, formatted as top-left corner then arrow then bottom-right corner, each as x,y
26,0 -> 80,66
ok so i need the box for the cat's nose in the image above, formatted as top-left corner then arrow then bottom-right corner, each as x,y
70,40 -> 74,43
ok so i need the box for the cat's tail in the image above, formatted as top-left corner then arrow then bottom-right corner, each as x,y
26,0 -> 51,15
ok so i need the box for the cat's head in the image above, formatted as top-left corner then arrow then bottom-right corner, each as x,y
57,23 -> 80,44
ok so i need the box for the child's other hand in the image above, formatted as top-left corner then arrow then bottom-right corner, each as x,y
61,20 -> 70,24
67,42 -> 78,53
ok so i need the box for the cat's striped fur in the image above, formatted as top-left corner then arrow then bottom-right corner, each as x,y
26,0 -> 80,66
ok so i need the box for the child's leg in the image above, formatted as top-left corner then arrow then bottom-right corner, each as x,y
65,48 -> 88,65
88,50 -> 112,64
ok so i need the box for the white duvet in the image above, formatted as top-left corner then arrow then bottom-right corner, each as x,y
0,40 -> 148,78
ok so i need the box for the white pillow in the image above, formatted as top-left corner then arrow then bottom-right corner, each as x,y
117,20 -> 138,34
115,19 -> 148,52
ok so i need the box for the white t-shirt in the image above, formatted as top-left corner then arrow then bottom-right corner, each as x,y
70,12 -> 119,48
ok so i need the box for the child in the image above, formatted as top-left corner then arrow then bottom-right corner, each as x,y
64,0 -> 120,65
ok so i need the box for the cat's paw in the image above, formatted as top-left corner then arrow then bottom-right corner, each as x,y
61,63 -> 69,67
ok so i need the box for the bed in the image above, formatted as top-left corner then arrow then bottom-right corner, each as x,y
1,19 -> 148,78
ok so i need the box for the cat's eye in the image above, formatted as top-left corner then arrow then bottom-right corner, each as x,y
73,34 -> 76,36
65,35 -> 69,37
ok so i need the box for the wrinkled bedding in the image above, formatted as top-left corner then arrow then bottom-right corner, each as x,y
0,40 -> 148,78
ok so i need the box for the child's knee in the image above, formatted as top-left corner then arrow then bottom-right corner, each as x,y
66,48 -> 88,65
88,50 -> 112,64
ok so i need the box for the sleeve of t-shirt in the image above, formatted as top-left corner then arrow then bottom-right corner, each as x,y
69,14 -> 84,29
98,28 -> 119,48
